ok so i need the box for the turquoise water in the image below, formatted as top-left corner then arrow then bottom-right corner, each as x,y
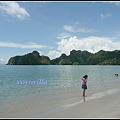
0,65 -> 120,101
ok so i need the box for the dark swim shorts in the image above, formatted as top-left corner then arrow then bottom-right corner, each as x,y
82,84 -> 87,89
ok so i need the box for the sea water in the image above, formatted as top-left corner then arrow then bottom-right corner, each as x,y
0,65 -> 120,117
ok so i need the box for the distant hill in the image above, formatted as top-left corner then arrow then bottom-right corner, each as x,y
51,49 -> 120,65
7,50 -> 51,65
7,49 -> 120,65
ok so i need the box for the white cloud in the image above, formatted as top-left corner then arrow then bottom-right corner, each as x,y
107,1 -> 120,6
100,13 -> 112,20
55,36 -> 120,56
47,50 -> 62,60
0,41 -> 47,49
63,25 -> 95,33
57,33 -> 71,39
64,25 -> 74,32
114,2 -> 120,6
0,1 -> 30,20
0,58 -> 8,64
0,58 -> 6,62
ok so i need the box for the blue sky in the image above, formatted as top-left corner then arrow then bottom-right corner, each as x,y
0,1 -> 120,64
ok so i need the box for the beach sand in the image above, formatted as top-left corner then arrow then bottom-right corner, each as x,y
48,93 -> 120,118
0,88 -> 120,119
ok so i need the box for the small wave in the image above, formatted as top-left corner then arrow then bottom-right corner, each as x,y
87,88 -> 120,100
37,88 -> 120,117
61,88 -> 120,110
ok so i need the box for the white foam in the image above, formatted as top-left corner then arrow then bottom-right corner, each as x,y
38,88 -> 120,117
88,88 -> 120,100
62,88 -> 120,110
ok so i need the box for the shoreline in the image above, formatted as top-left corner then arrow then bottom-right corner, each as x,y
45,90 -> 120,118
0,88 -> 120,118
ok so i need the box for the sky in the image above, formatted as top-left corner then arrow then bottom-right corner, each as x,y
0,1 -> 120,64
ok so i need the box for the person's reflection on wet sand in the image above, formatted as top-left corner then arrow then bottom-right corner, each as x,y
83,96 -> 86,102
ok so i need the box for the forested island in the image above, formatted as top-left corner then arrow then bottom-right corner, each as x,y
7,50 -> 120,65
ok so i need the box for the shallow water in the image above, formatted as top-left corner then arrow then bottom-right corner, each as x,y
0,65 -> 120,117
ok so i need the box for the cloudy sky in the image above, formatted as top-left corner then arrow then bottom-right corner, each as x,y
0,1 -> 120,64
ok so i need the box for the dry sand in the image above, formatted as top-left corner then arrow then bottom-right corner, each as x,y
0,88 -> 120,119
48,93 -> 120,118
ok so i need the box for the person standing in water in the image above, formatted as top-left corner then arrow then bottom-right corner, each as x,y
82,75 -> 88,97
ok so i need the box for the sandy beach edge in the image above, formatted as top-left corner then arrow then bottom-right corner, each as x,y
0,88 -> 120,119
46,92 -> 120,118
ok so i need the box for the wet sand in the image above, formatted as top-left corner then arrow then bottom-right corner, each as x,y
0,88 -> 120,118
48,93 -> 120,118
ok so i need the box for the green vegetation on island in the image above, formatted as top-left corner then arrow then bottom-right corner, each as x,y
7,49 -> 120,65
7,50 -> 51,65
